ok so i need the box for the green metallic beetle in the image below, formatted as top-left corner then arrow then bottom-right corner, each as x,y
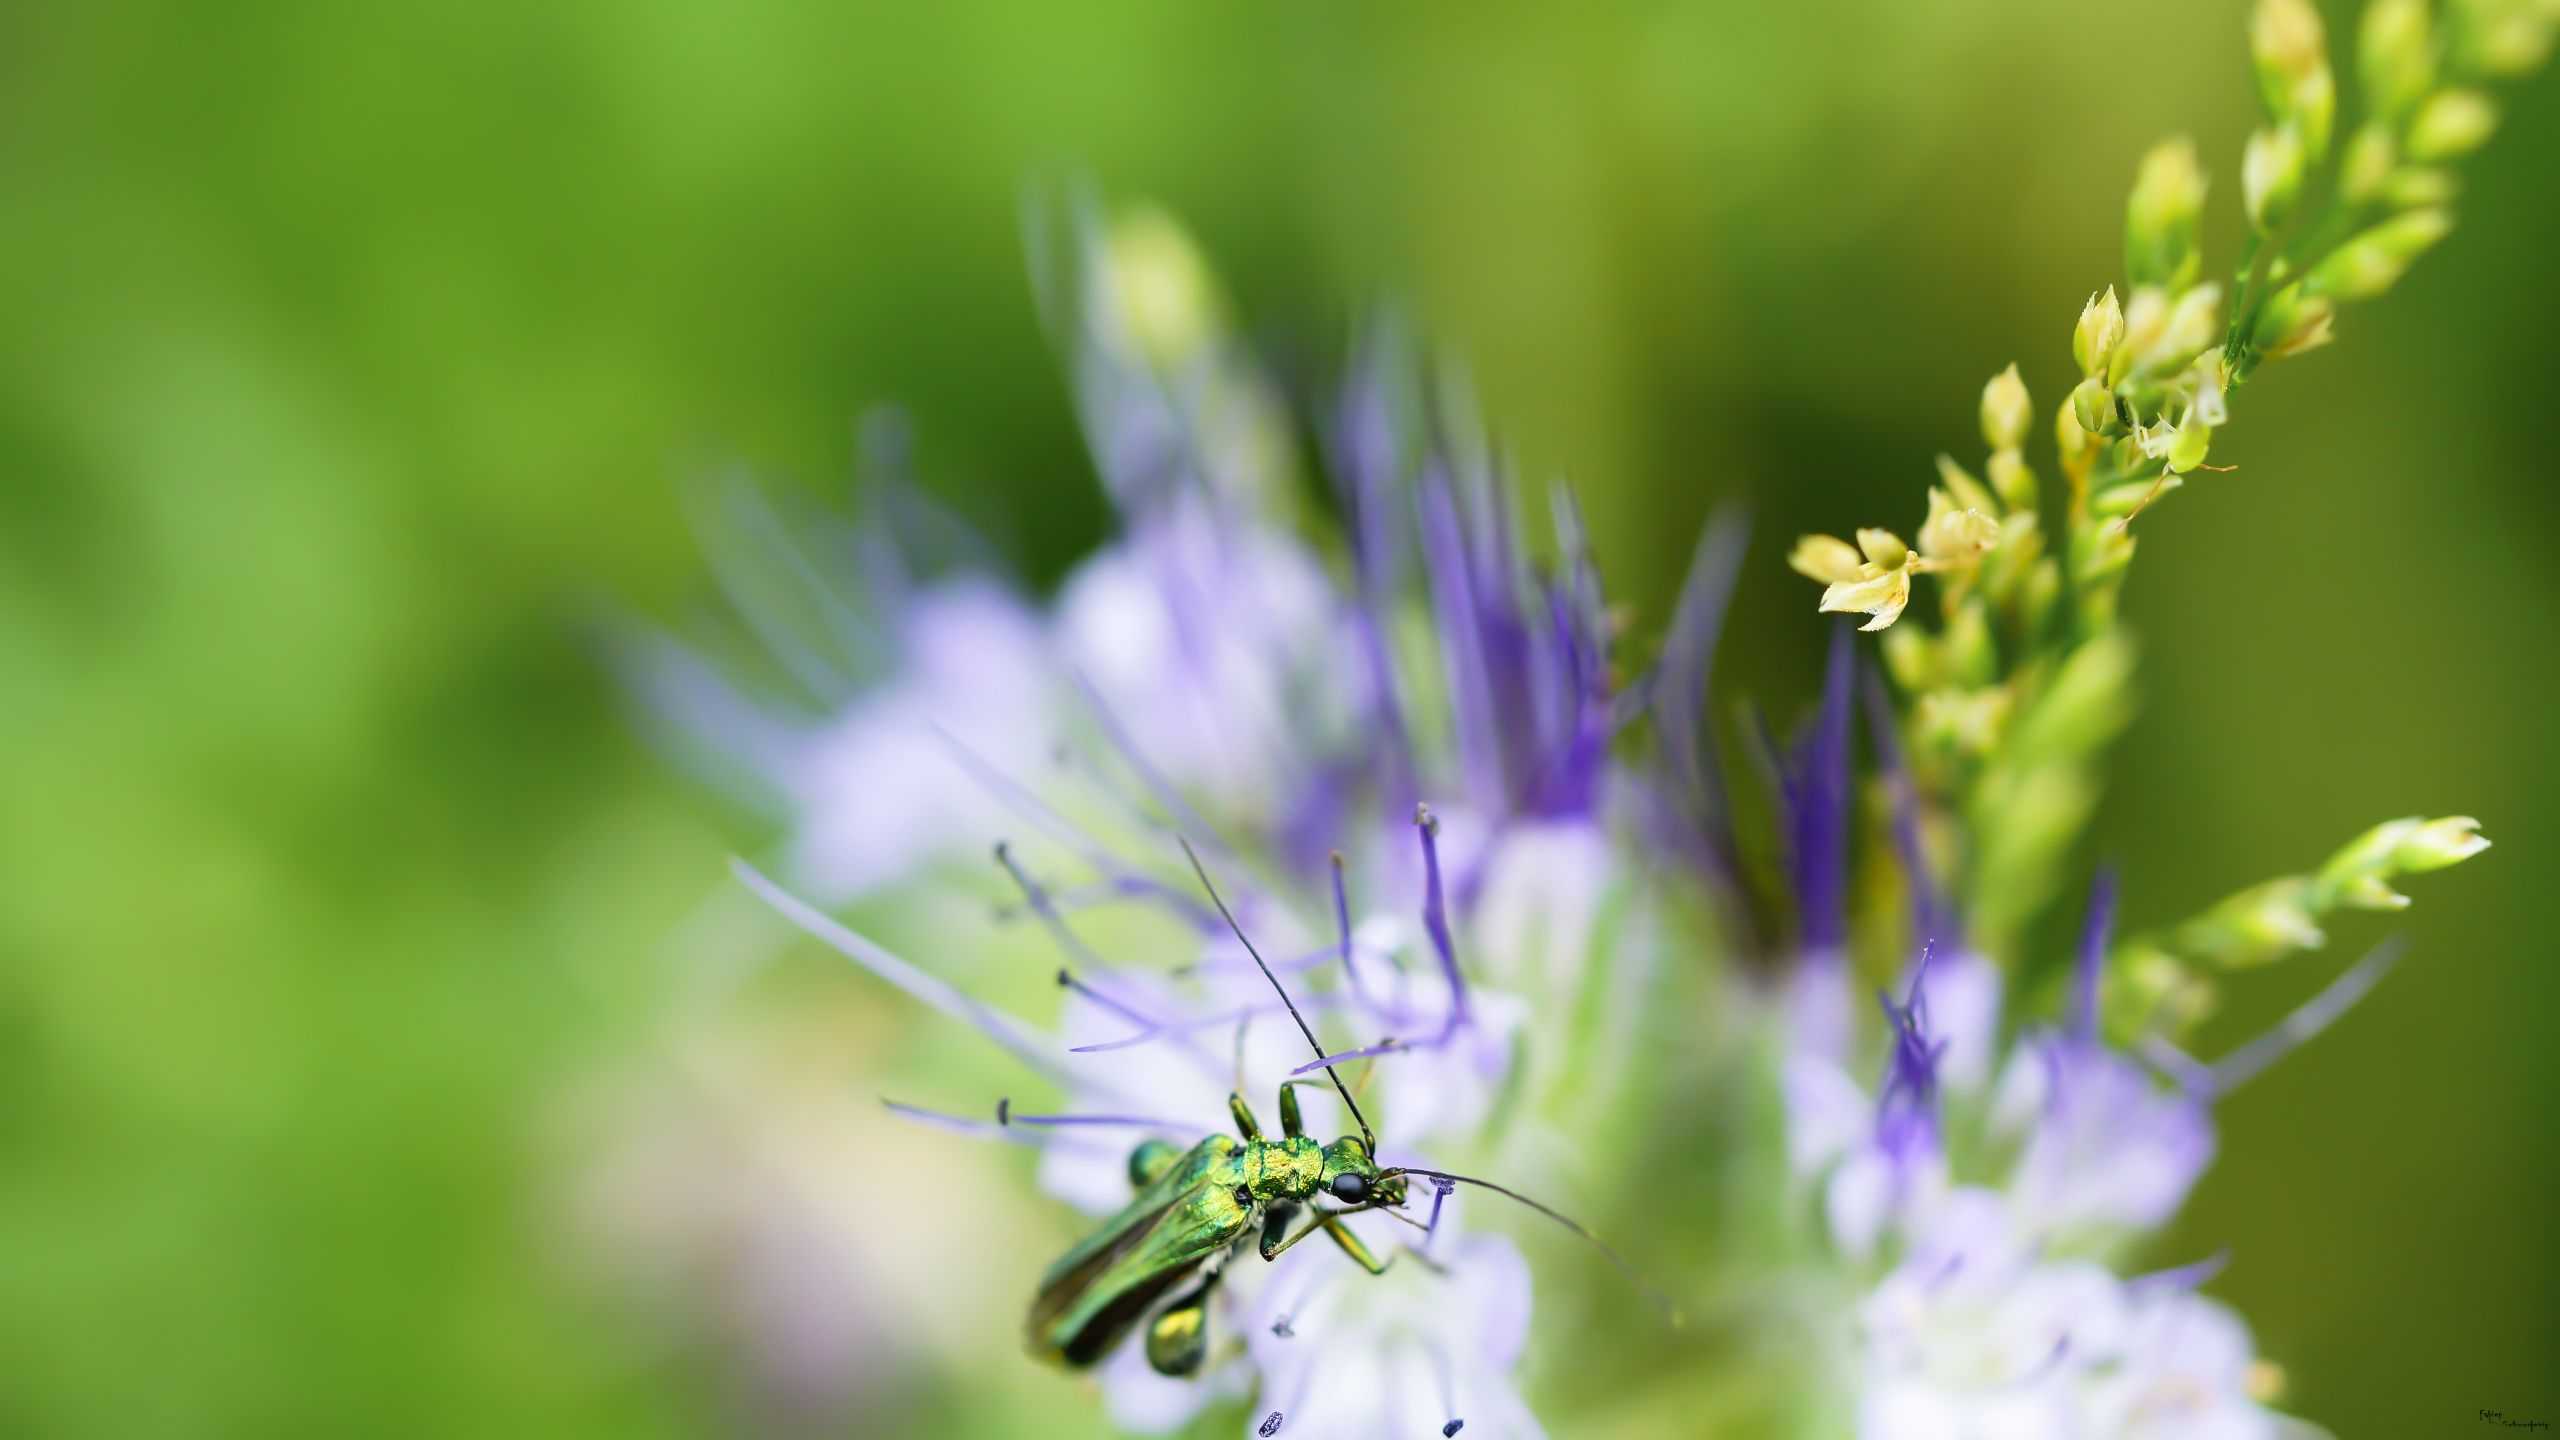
1025,1081 -> 1408,1376
1022,840 -> 1668,1380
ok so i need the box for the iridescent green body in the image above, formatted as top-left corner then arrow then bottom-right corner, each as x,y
1024,1089 -> 1402,1374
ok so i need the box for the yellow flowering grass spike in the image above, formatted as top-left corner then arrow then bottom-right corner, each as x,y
1790,529 -> 1916,631
1790,493 -> 1999,631
1787,534 -> 1866,586
1917,488 -> 1999,561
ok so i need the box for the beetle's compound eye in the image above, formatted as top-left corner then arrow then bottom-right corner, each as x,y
1329,1172 -> 1370,1204
1233,1183 -> 1254,1209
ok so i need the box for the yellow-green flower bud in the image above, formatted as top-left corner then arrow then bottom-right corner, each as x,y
2298,66 -> 2339,159
2251,0 -> 2337,155
2340,121 -> 2398,207
2319,817 -> 2415,884
2383,165 -> 2461,209
2250,286 -> 2338,360
2359,0 -> 2438,123
2303,207 -> 2454,300
1980,363 -> 2032,451
2462,4 -> 2559,77
1944,598 -> 1997,687
2166,418 -> 2212,473
2125,139 -> 2207,291
1101,206 -> 1222,369
2395,815 -> 2490,871
2159,284 -> 2223,366
2074,287 -> 2125,378
2114,287 -> 2167,382
2071,377 -> 2118,436
1880,623 -> 1937,692
2073,515 -> 2136,586
2093,473 -> 2183,516
2056,396 -> 2100,467
1917,488 -> 1999,562
2110,947 -> 2219,1040
2021,629 -> 2135,756
2251,0 -> 2326,98
2022,555 -> 2061,631
2190,352 -> 2230,426
2337,873 -> 2412,911
1977,508 -> 2041,600
2203,881 -> 2328,966
1915,687 -> 2011,758
1988,447 -> 2036,511
2309,814 -> 2490,918
1934,454 -> 2000,517
2406,88 -> 2499,160
2244,125 -> 2308,232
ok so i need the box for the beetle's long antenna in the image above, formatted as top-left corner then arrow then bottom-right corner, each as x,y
1377,1166 -> 1682,1325
1180,837 -> 1375,1153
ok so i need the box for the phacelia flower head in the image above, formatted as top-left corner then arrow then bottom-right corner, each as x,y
1768,758 -> 2475,1438
618,199 -> 1684,1437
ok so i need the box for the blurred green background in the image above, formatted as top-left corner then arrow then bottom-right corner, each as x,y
3,0 -> 2552,1434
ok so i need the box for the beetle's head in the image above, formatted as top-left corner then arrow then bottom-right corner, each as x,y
1317,1135 -> 1406,1208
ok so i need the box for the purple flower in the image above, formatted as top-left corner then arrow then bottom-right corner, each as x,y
1853,1189 -> 2296,1440
1784,953 -> 1962,1262
1778,862 -> 2377,1438
620,471 -> 1065,903
1855,1189 -> 2127,1437
1989,1034 -> 2216,1243
1054,490 -> 1368,871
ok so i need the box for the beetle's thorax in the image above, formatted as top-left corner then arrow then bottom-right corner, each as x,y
1237,1135 -> 1326,1202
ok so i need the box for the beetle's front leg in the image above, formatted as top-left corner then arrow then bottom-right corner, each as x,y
1262,1203 -> 1387,1270
1258,1200 -> 1301,1260
1229,1092 -> 1262,1141
1317,1215 -> 1390,1275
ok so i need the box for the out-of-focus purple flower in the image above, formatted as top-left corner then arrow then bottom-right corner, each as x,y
1778,858 -> 2374,1437
783,582 -> 1057,898
1989,1034 -> 2216,1244
619,468 -> 1065,903
717,223 -> 1659,1163
1055,490 -> 1364,864
1785,940 -> 2215,1261
1852,1189 -> 2300,1440
1769,623 -> 1860,1061
1855,1188 -> 2125,1438
639,205 -> 1644,925
1784,956 -> 1957,1263
2088,1286 -> 2295,1440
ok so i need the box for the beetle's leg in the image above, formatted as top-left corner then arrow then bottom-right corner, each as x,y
1228,1092 -> 1262,1141
1274,1077 -> 1344,1140
1261,1201 -> 1384,1261
1126,1137 -> 1182,1191
1144,1270 -> 1222,1378
1259,1200 -> 1301,1260
1318,1216 -> 1391,1275
1272,1206 -> 1434,1277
